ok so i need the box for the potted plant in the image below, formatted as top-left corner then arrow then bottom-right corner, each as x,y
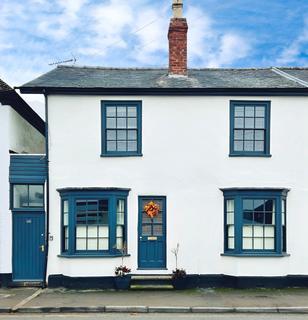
171,243 -> 188,290
114,243 -> 131,290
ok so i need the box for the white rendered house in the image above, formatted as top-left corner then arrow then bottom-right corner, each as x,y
0,78 -> 45,286
18,1 -> 308,288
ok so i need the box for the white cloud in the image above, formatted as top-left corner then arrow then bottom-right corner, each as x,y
277,17 -> 308,65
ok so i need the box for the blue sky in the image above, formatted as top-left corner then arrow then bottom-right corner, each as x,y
0,0 -> 307,114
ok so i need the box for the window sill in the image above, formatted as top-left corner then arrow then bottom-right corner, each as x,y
100,153 -> 143,158
58,254 -> 131,259
221,253 -> 290,258
229,153 -> 272,158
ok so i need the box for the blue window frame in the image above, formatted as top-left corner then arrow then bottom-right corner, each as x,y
59,188 -> 129,256
101,101 -> 142,157
230,101 -> 271,157
221,188 -> 288,256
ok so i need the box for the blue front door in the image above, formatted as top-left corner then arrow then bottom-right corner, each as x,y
13,212 -> 46,281
138,196 -> 166,269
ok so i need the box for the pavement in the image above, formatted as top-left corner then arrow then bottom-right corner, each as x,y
1,287 -> 308,314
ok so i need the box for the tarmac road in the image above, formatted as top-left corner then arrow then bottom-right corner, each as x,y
1,314 -> 308,319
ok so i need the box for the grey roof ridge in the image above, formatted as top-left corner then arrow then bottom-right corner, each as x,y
271,67 -> 308,88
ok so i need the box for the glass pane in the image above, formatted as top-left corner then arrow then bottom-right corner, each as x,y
106,106 -> 116,117
117,106 -> 126,117
153,224 -> 163,236
117,200 -> 125,224
245,106 -> 254,117
234,106 -> 244,117
244,130 -> 254,140
99,226 -> 109,237
29,185 -> 44,207
234,118 -> 244,128
142,225 -> 151,236
14,185 -> 28,208
88,226 -> 98,237
76,226 -> 87,237
63,200 -> 69,213
228,225 -> 234,237
128,130 -> 137,140
245,118 -> 254,129
226,199 -> 234,212
254,199 -> 264,211
255,130 -> 264,140
243,238 -> 253,250
243,225 -> 253,237
87,239 -> 98,250
63,213 -> 68,226
107,130 -> 116,140
243,211 -> 253,224
127,106 -> 137,117
244,140 -> 254,151
117,226 -> 124,237
116,237 -> 124,249
253,225 -> 264,237
76,239 -> 87,250
142,212 -> 152,224
255,106 -> 265,117
254,212 -> 264,224
255,141 -> 264,152
99,238 -> 109,250
117,130 -> 127,140
234,140 -> 243,151
127,118 -> 137,128
128,141 -> 137,152
228,237 -> 234,249
234,130 -> 243,140
107,141 -> 116,151
117,118 -> 126,129
264,226 -> 274,237
265,212 -> 275,225
117,141 -> 127,152
265,200 -> 273,211
255,118 -> 265,129
106,118 -> 116,128
254,238 -> 264,250
264,238 -> 275,250
243,200 -> 253,210
226,212 -> 234,225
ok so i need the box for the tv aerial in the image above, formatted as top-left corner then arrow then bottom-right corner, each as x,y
48,53 -> 77,66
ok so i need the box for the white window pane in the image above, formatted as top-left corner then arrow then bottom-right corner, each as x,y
253,225 -> 264,237
234,140 -> 243,151
228,225 -> 234,237
107,141 -> 116,151
99,226 -> 109,237
128,141 -> 137,152
76,226 -> 87,237
243,225 -> 253,237
255,118 -> 265,129
117,118 -> 126,128
254,238 -> 264,250
255,130 -> 264,140
127,118 -> 137,128
65,238 -> 69,250
264,226 -> 275,237
228,237 -> 234,249
117,141 -> 126,151
107,130 -> 116,140
235,106 -> 244,117
117,130 -> 126,140
127,130 -> 137,140
116,237 -> 124,250
117,199 -> 125,212
256,106 -> 265,117
244,140 -> 254,151
106,106 -> 116,117
227,212 -> 234,225
63,213 -> 68,226
127,106 -> 137,117
64,227 -> 69,237
99,238 -> 109,250
63,200 -> 69,213
265,238 -> 275,250
87,239 -> 98,250
255,141 -> 264,152
243,238 -> 253,250
245,118 -> 254,128
107,118 -> 116,128
227,200 -> 234,212
76,239 -> 87,250
117,106 -> 126,117
245,106 -> 254,117
117,226 -> 124,237
88,226 -> 98,237
244,130 -> 254,140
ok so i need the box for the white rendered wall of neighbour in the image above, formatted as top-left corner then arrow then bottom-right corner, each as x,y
0,104 -> 11,273
47,95 -> 308,278
9,108 -> 45,154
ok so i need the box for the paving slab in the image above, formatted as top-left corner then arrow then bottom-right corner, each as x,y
0,288 -> 38,308
25,288 -> 308,309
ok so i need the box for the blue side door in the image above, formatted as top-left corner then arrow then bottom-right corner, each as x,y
13,212 -> 46,281
138,196 -> 166,269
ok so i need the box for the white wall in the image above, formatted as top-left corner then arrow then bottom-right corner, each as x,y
9,108 -> 45,154
47,94 -> 308,278
0,104 -> 11,273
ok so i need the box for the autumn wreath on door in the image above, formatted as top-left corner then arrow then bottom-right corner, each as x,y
144,201 -> 160,219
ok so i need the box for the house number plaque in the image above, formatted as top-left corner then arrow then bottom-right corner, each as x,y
148,236 -> 157,241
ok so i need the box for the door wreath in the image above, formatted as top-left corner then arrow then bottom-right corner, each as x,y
144,201 -> 160,219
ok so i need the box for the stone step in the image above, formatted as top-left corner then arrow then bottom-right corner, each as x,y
130,284 -> 174,290
131,275 -> 172,280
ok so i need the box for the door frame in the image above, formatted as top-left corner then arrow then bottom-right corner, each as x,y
137,195 -> 167,269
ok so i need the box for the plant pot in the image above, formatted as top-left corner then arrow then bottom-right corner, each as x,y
114,276 -> 131,290
172,277 -> 188,290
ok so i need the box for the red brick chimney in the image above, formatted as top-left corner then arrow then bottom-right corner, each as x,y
168,0 -> 188,76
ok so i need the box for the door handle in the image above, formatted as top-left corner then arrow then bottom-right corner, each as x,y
40,245 -> 45,252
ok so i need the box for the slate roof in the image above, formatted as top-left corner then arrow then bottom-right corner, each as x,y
19,66 -> 308,91
0,78 -> 45,135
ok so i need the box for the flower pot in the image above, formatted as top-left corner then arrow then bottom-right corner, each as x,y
114,276 -> 131,290
172,277 -> 188,290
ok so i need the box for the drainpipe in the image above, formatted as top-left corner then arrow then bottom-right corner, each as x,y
43,90 -> 49,288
